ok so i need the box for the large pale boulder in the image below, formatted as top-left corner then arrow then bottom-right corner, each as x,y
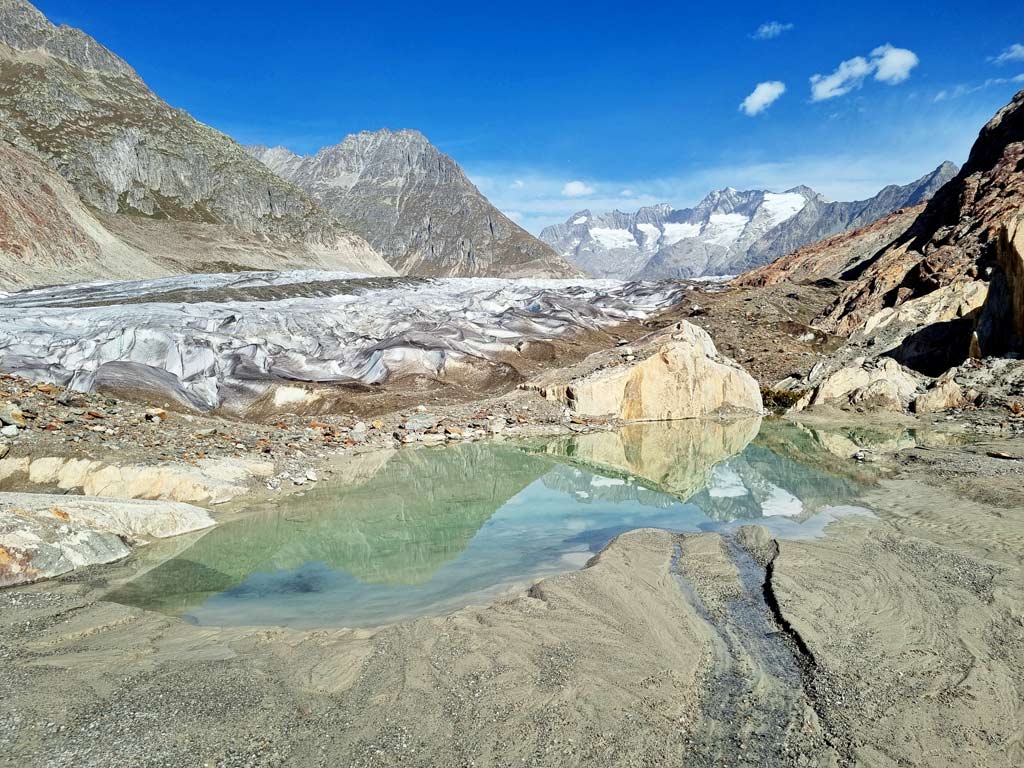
0,493 -> 214,587
807,358 -> 920,412
912,379 -> 967,414
531,322 -> 762,421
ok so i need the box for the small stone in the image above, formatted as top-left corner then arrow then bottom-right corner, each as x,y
404,413 -> 438,432
144,408 -> 167,422
1,425 -> 19,438
0,440 -> 9,459
0,403 -> 27,427
305,468 -> 318,482
351,421 -> 368,434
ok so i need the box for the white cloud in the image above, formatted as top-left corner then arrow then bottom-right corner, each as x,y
740,81 -> 786,115
511,179 -> 525,189
561,180 -> 594,197
871,44 -> 919,84
992,43 -> 1024,65
752,21 -> 793,40
620,189 -> 635,197
810,57 -> 872,101
811,45 -> 919,101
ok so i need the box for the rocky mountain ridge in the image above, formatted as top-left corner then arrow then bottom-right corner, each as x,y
541,163 -> 958,279
734,88 -> 1024,414
248,132 -> 579,278
0,0 -> 392,287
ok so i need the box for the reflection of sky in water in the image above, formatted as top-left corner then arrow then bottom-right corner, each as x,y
110,423 -> 877,629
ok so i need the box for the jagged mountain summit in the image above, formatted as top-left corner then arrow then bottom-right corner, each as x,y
0,0 -> 392,288
540,163 -> 958,279
248,132 -> 580,278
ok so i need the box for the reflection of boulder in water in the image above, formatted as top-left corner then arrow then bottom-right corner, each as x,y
107,443 -> 553,615
539,465 -> 675,509
688,420 -> 882,522
754,419 -> 917,483
542,418 -> 761,501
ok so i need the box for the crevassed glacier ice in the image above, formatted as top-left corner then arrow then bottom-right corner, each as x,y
0,271 -> 686,411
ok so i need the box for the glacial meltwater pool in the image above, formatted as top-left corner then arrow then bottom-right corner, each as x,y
107,419 -> 890,628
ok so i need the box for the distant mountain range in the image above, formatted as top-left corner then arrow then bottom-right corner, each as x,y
248,133 -> 577,278
0,0 -> 572,288
540,162 -> 958,279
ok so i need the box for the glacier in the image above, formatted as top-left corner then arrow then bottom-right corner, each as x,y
0,271 -> 687,412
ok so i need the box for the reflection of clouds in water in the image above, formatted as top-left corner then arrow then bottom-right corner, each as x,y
761,485 -> 804,517
708,463 -> 749,498
722,505 -> 875,540
590,476 -> 627,488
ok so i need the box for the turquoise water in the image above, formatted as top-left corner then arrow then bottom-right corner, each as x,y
108,419 -> 884,628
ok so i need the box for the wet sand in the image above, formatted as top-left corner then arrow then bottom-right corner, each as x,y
1,424 -> 1022,767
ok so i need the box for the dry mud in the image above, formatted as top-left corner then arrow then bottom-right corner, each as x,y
1,423 -> 1021,768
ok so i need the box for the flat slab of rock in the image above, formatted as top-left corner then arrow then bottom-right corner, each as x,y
0,456 -> 273,504
0,493 -> 214,587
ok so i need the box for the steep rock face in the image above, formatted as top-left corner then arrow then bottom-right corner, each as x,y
735,205 -> 925,288
530,322 -> 763,420
249,133 -> 579,278
819,89 -> 1024,347
0,141 -> 164,289
0,0 -> 391,283
541,164 -> 957,279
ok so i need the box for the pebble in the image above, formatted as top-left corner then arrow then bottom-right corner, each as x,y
0,403 -> 27,427
1,424 -> 19,438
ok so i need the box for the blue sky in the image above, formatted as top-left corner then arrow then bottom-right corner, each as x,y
34,0 -> 1024,233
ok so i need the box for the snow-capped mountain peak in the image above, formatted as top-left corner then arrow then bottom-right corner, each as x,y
539,163 -> 958,279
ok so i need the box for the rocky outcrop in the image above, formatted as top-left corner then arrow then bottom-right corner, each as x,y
541,164 -> 956,279
0,0 -> 392,288
249,133 -> 579,278
911,378 -> 967,414
529,322 -> 763,420
798,358 -> 921,412
0,492 -> 213,586
0,455 -> 273,504
977,214 -> 1024,353
818,88 -> 1024,350
751,88 -> 1024,412
734,205 -> 924,289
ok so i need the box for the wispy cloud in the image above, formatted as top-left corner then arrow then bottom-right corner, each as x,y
991,43 -> 1024,65
740,81 -> 786,115
811,44 -> 919,101
752,21 -> 793,40
561,180 -> 595,197
934,73 -> 1024,102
